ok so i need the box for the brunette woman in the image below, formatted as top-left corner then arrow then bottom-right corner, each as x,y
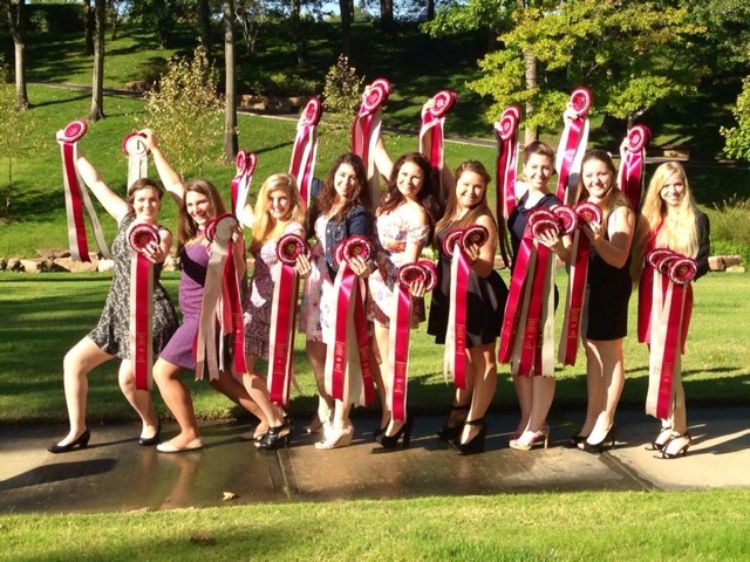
428,161 -> 508,454
632,162 -> 710,459
48,140 -> 177,453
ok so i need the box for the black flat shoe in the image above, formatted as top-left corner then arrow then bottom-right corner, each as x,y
256,421 -> 292,450
380,416 -> 414,450
138,421 -> 161,446
436,404 -> 469,442
48,430 -> 91,454
580,426 -> 616,454
457,418 -> 487,455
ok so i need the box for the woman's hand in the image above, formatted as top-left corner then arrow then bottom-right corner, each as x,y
295,253 -> 312,279
142,241 -> 167,264
408,279 -> 426,299
581,222 -> 604,246
348,255 -> 371,278
464,242 -> 481,264
536,229 -> 565,253
139,128 -> 157,151
563,105 -> 579,126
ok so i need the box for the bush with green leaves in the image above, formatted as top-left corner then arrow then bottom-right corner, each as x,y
251,72 -> 318,97
322,54 -> 364,126
141,46 -> 222,177
709,195 -> 750,265
721,76 -> 750,162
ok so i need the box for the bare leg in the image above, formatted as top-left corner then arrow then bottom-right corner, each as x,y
373,322 -> 391,431
57,337 -> 112,446
117,359 -> 159,439
211,370 -> 268,424
527,375 -> 555,433
306,340 -> 334,427
513,375 -> 532,436
152,358 -> 201,448
461,344 -> 497,444
580,339 -> 606,437
238,356 -> 283,428
587,339 -> 625,444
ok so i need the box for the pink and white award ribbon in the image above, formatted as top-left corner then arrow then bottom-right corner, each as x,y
617,124 -> 651,211
289,97 -> 322,208
127,221 -> 160,391
195,213 -> 245,381
419,90 -> 457,204
555,88 -> 593,205
231,150 -> 258,226
267,233 -> 309,407
443,225 -> 488,388
494,105 -> 521,221
58,120 -> 110,262
645,251 -> 697,419
121,132 -> 150,187
352,78 -> 392,206
389,260 -> 438,422
557,202 -> 599,365
325,235 -> 376,406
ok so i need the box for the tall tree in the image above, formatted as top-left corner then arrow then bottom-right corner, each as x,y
426,0 -> 435,21
89,0 -> 105,122
223,0 -> 238,159
199,0 -> 212,55
380,0 -> 393,30
339,0 -> 352,56
2,0 -> 29,110
84,0 -> 94,55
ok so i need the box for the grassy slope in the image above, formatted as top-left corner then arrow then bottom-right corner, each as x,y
0,270 -> 747,423
1,490 -> 750,561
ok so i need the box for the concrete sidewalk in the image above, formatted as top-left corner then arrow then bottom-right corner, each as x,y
1,408 -> 748,514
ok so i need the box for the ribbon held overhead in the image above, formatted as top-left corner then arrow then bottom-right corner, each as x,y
419,89 -> 457,204
289,97 -> 322,208
231,149 -> 258,226
617,124 -> 651,211
58,120 -> 110,262
121,131 -> 150,188
556,87 -> 593,205
494,105 -> 521,221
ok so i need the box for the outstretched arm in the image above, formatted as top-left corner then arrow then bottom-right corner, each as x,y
140,129 -> 185,205
74,149 -> 129,223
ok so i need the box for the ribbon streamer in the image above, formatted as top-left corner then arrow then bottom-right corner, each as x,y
121,132 -> 149,188
58,120 -> 110,262
289,98 -> 322,208
494,105 -> 521,221
419,90 -> 457,204
556,88 -> 593,205
617,124 -> 651,211
231,150 -> 258,226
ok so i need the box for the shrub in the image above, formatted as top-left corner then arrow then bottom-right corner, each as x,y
709,195 -> 750,265
721,75 -> 750,162
249,72 -> 318,97
322,54 -> 364,125
135,57 -> 170,89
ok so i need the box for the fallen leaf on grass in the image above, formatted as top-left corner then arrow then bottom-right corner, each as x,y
222,491 -> 238,501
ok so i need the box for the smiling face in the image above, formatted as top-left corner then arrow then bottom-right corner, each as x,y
185,190 -> 214,229
523,153 -> 554,192
455,170 -> 486,211
582,158 -> 615,203
396,161 -> 424,200
660,172 -> 686,209
333,163 -> 359,201
132,187 -> 161,223
267,188 -> 292,221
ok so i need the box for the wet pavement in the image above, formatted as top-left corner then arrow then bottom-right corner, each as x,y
1,408 -> 748,514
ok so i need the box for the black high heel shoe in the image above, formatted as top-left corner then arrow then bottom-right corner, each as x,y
47,430 -> 91,454
457,418 -> 487,455
658,432 -> 691,459
138,421 -> 161,446
644,428 -> 674,451
256,421 -> 292,450
564,433 -> 586,449
374,416 -> 390,440
380,416 -> 414,449
580,426 -> 616,453
436,404 -> 469,442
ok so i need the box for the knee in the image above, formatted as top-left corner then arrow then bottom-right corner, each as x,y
118,370 -> 136,394
63,349 -> 86,377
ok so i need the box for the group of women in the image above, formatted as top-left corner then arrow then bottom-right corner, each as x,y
48,101 -> 710,460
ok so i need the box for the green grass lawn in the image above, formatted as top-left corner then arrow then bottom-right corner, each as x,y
1,490 -> 749,561
1,271 -> 747,424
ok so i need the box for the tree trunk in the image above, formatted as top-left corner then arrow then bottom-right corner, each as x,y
291,0 -> 300,20
89,0 -> 105,122
84,0 -> 95,55
223,0 -> 238,160
426,0 -> 435,20
109,1 -> 119,41
199,0 -> 212,55
339,0 -> 351,56
380,0 -> 393,30
5,0 -> 29,110
523,49 -> 538,145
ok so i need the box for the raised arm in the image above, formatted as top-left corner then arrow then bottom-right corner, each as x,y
584,206 -> 635,269
74,150 -> 129,223
140,129 -> 185,205
372,126 -> 394,182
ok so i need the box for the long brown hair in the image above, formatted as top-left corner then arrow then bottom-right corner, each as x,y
575,149 -> 632,233
316,153 -> 371,223
177,179 -> 226,253
377,153 -> 442,228
125,178 -> 164,219
434,160 -> 498,245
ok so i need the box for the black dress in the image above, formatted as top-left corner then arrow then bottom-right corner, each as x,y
585,241 -> 632,341
427,222 -> 508,347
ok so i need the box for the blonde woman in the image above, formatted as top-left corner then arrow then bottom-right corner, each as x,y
633,162 -> 710,459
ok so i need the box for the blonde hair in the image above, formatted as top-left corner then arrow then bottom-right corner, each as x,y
251,173 -> 305,249
631,162 -> 700,280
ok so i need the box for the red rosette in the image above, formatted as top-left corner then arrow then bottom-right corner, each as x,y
646,248 -> 676,269
462,224 -> 489,248
235,150 -> 248,176
527,208 -> 557,228
277,233 -> 309,265
205,212 -> 238,242
442,228 -> 465,257
668,257 -> 697,285
551,205 -> 578,235
126,221 -> 160,254
531,219 -> 560,239
626,124 -> 651,152
301,97 -> 323,126
428,90 -> 457,118
60,120 -> 88,143
575,201 -> 603,228
341,235 -> 372,263
121,131 -> 149,156
334,240 -> 346,268
494,105 -> 521,141
570,87 -> 593,115
398,263 -> 428,286
245,152 -> 258,176
418,259 -> 438,292
361,78 -> 392,113
655,252 -> 681,275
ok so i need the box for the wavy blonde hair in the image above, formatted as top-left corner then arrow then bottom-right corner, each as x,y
251,173 -> 305,250
631,162 -> 699,280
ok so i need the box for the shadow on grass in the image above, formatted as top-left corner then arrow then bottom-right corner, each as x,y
0,459 -> 117,492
